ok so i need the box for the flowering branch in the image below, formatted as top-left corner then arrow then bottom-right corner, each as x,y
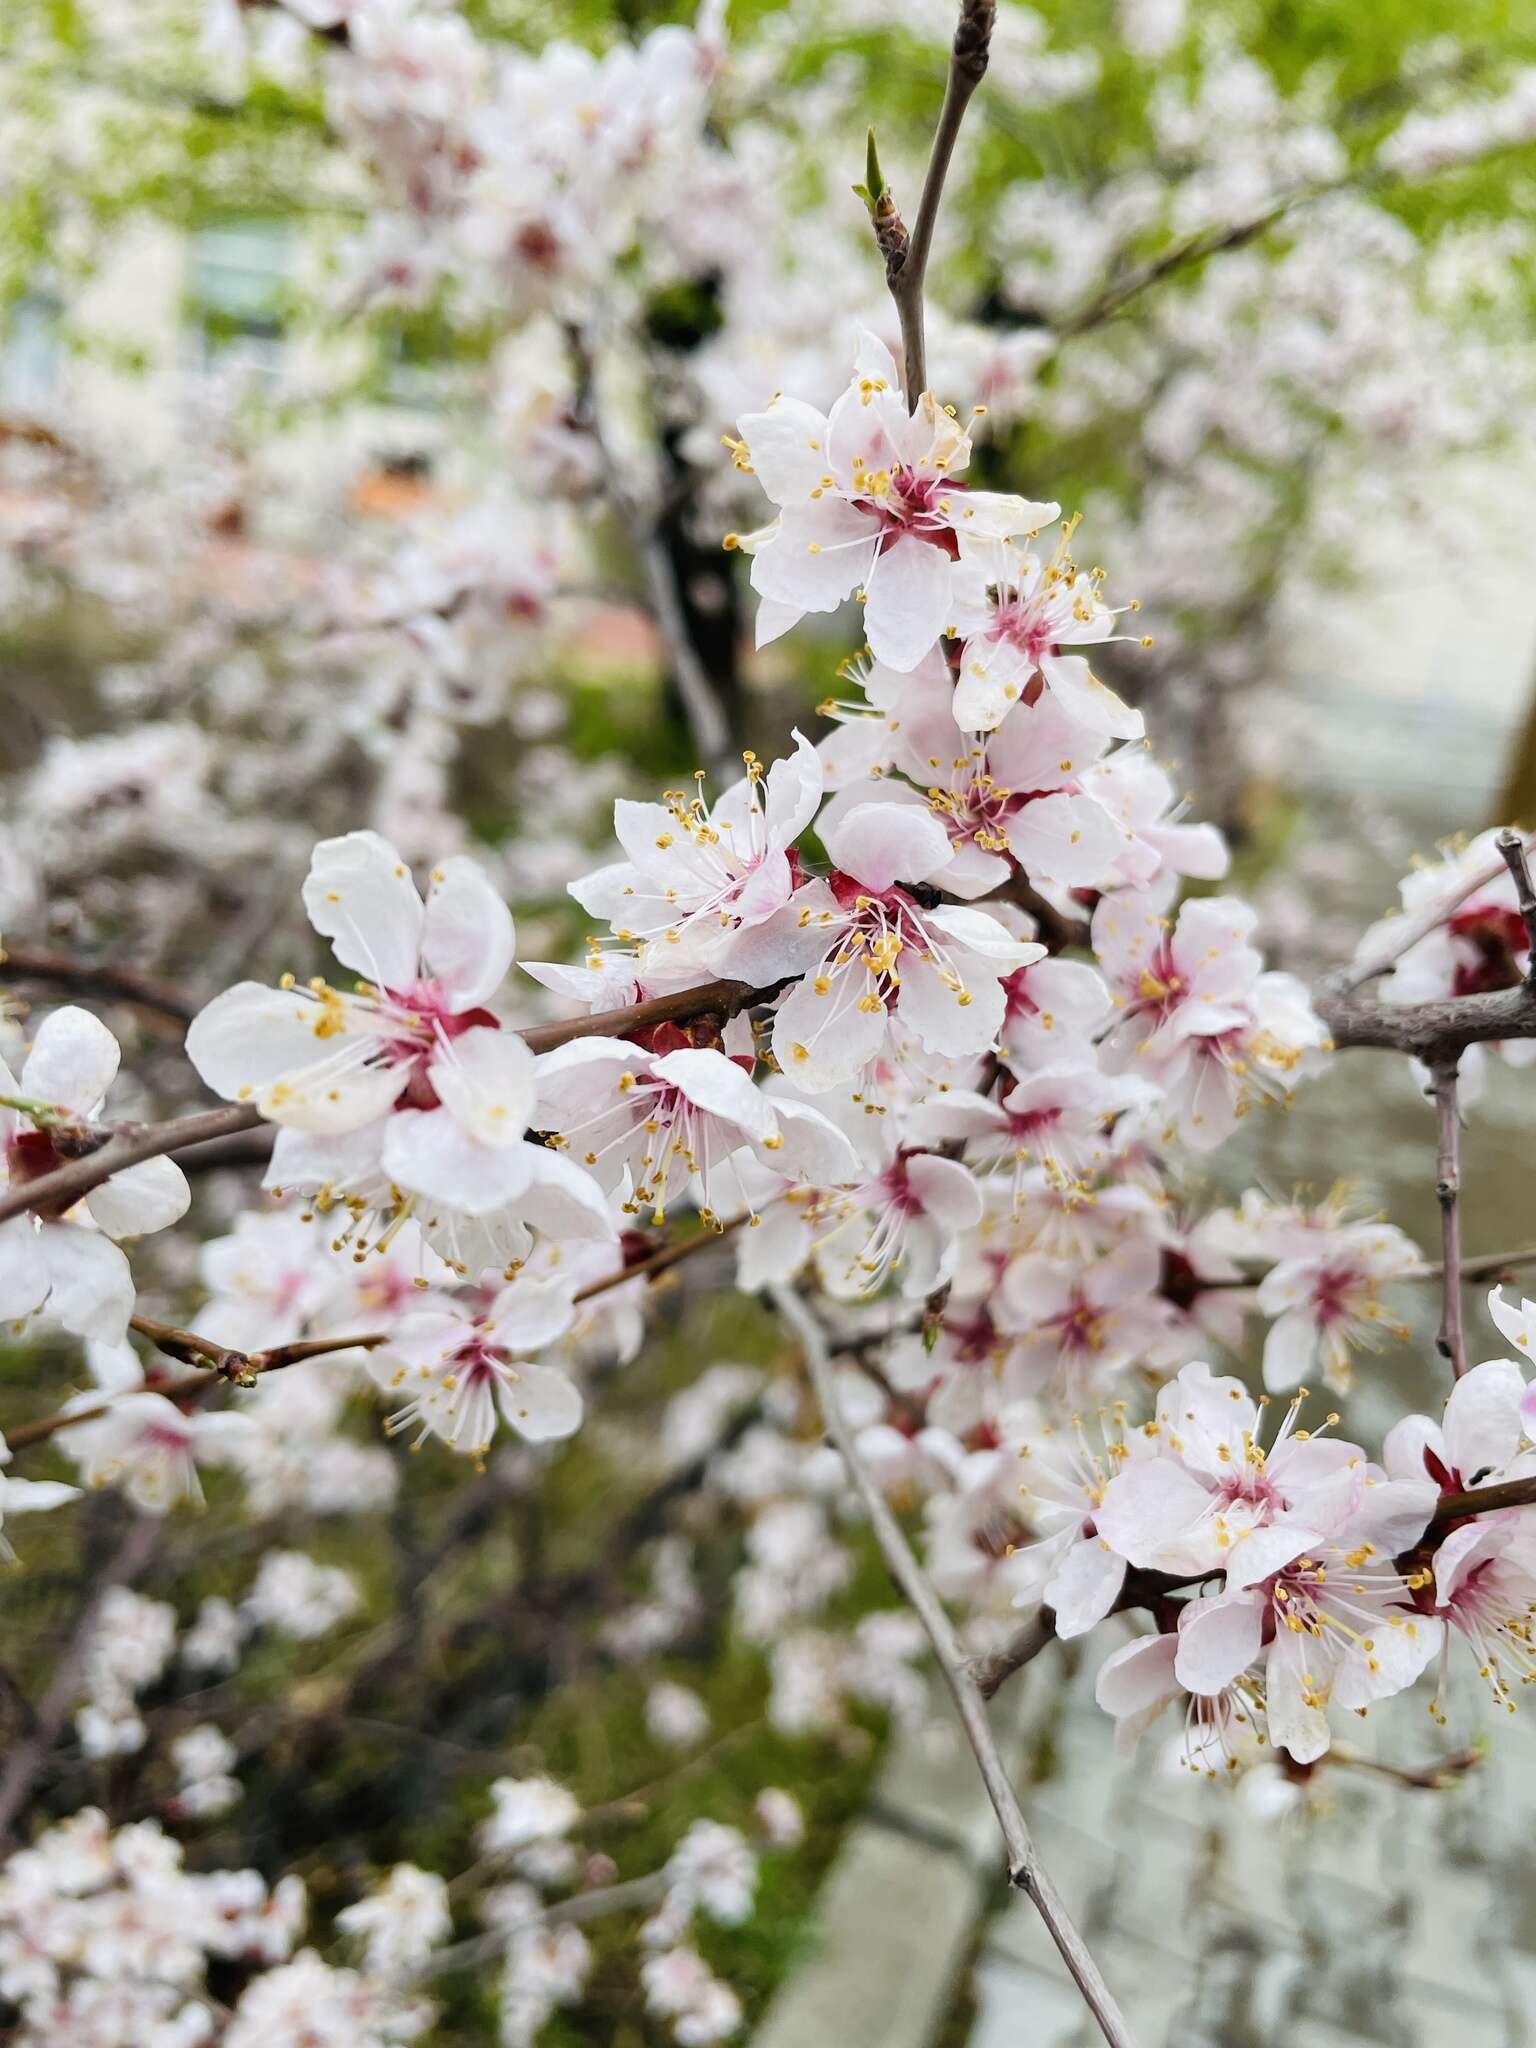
0,975 -> 786,1228
1427,1061 -> 1468,1379
882,0 -> 996,401
773,1283 -> 1137,2048
1329,832 -> 1536,995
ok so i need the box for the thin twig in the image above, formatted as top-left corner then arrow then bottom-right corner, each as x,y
0,946 -> 197,1028
1496,829 -> 1536,976
773,1284 -> 1136,2048
6,1213 -> 753,1456
416,1872 -> 668,1981
967,1608 -> 1058,1702
885,0 -> 996,401
1427,1061 -> 1468,1380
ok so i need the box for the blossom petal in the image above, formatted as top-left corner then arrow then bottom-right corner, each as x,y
1174,1588 -> 1265,1694
864,534 -> 952,673
421,857 -> 515,1010
497,1362 -> 583,1443
20,1007 -> 120,1117
1442,1357 -> 1527,1482
38,1226 -> 134,1343
484,1277 -> 577,1352
381,1109 -> 536,1216
1039,654 -> 1144,740
823,801 -> 952,892
0,1215 -> 50,1322
1046,1535 -> 1126,1638
303,831 -> 424,992
85,1156 -> 191,1240
736,397 -> 835,504
429,1027 -> 536,1149
1094,1458 -> 1214,1570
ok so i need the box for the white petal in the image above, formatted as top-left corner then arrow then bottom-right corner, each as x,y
864,534 -> 952,673
21,1007 -> 120,1116
737,397 -> 835,504
1046,1535 -> 1126,1638
303,831 -> 424,992
0,1215 -> 49,1322
484,1277 -> 577,1351
497,1362 -> 583,1443
38,1226 -> 134,1343
652,1048 -> 776,1142
1004,792 -> 1126,890
822,800 -> 952,892
1174,1589 -> 1265,1695
1094,1631 -> 1177,1720
429,1027 -> 536,1149
905,1153 -> 983,1232
85,1156 -> 190,1240
421,857 -> 516,1009
1442,1357 -> 1527,1481
381,1109 -> 537,1216
1039,654 -> 1144,740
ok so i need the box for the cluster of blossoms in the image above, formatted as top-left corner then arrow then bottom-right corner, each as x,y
2,1 -> 1536,2040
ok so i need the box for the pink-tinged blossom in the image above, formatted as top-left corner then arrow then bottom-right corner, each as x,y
770,804 -> 1044,1091
818,674 -> 1126,899
369,1277 -> 582,1457
62,1391 -> 255,1514
0,1007 -> 189,1344
1006,1409 -> 1139,1636
1171,1481 -> 1443,1764
1254,1217 -> 1420,1394
996,1237 -> 1176,1396
192,1210 -> 339,1355
1082,748 -> 1230,903
947,531 -> 1144,737
1382,1350 -> 1529,1497
923,1446 -> 1041,1608
911,1060 -> 1158,1205
568,734 -> 822,982
1422,1513 -> 1536,1714
188,832 -> 544,1216
735,330 -> 1057,672
1095,1361 -> 1368,1587
536,1038 -> 857,1226
813,1148 -> 983,1300
1092,890 -> 1329,1150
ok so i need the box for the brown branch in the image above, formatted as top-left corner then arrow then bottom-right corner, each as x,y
1497,829 -> 1536,974
1316,980 -> 1536,1061
0,946 -> 197,1029
1431,1244 -> 1536,1284
1430,1476 -> 1536,1527
0,977 -> 784,1228
6,1214 -> 752,1456
773,1284 -> 1136,2048
968,1608 -> 1057,1701
1427,1061 -> 1468,1379
886,0 -> 996,401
